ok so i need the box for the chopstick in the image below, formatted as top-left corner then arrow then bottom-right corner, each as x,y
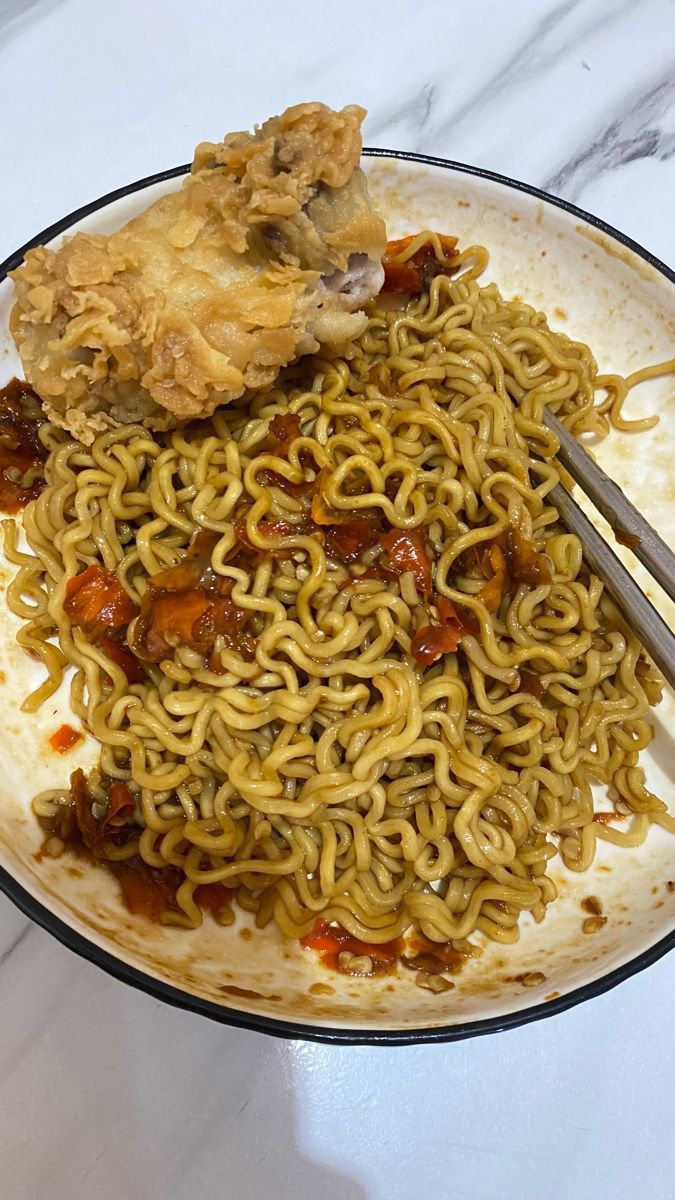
548,483 -> 675,688
540,410 -> 675,688
543,409 -> 675,603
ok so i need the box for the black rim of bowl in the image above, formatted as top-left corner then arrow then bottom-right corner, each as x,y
0,149 -> 672,1046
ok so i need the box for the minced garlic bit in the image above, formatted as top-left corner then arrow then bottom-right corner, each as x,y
338,951 -> 374,976
582,915 -> 608,935
415,973 -> 455,993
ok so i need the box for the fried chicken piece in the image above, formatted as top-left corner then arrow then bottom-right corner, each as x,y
10,103 -> 386,443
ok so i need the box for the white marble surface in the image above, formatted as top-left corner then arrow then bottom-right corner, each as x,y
0,1 -> 674,1197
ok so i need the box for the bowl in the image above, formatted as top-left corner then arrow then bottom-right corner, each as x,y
0,150 -> 673,1044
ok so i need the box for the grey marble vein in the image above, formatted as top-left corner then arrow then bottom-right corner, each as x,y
544,66 -> 675,199
0,920 -> 32,968
0,0 -> 65,48
368,83 -> 437,145
419,0 -> 636,150
428,0 -> 588,138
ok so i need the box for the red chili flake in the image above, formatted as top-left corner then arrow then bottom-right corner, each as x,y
194,882 -> 236,912
411,594 -> 467,666
381,528 -> 433,598
116,860 -> 182,923
256,468 -> 314,498
69,769 -> 136,855
149,529 -> 220,592
0,378 -> 47,514
128,530 -> 253,662
503,526 -> 551,586
310,473 -> 351,527
268,412 -> 302,456
323,516 -> 383,564
98,632 -> 146,683
48,724 -> 83,753
477,543 -> 508,613
136,587 -> 213,661
104,782 -> 136,832
519,669 -> 544,698
381,234 -> 459,294
64,565 -> 138,634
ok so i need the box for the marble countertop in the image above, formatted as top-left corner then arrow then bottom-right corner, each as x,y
0,1 -> 674,1197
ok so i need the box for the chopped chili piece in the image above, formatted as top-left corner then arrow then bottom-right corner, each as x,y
64,565 -> 138,634
105,781 -> 136,831
477,544 -> 508,613
381,234 -> 459,294
98,631 -> 147,683
194,882 -> 236,911
138,587 -> 212,661
437,596 -> 459,624
234,513 -> 314,552
256,468 -> 313,498
268,412 -> 302,456
454,543 -> 486,578
456,526 -> 551,611
385,234 -> 459,259
324,516 -> 383,564
382,259 -> 426,295
381,528 -> 433,598
503,526 -> 551,586
68,769 -> 136,856
310,474 -> 351,526
411,622 -> 462,665
192,587 -> 254,658
519,669 -> 545,699
130,531 -> 252,663
71,768 -> 102,852
149,529 -> 220,592
256,413 -> 311,494
48,723 -> 83,753
411,595 -> 466,666
0,378 -> 47,514
116,860 -> 182,923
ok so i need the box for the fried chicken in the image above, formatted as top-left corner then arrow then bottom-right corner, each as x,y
10,103 -> 386,443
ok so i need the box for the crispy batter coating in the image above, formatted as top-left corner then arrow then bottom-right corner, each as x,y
10,103 -> 386,442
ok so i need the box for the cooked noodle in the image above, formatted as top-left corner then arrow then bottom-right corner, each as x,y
4,236 -> 673,950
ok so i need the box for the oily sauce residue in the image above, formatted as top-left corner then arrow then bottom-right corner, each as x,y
581,895 -> 607,934
509,971 -> 547,988
399,933 -> 469,976
301,921 -> 470,982
0,378 -> 47,513
615,527 -> 641,549
35,767 -> 235,924
301,921 -> 403,976
220,985 -> 282,1002
593,811 -> 627,825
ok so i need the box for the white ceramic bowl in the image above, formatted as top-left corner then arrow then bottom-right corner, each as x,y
0,151 -> 673,1044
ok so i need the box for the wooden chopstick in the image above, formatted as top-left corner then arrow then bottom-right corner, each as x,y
543,408 -> 675,603
547,480 -> 675,689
